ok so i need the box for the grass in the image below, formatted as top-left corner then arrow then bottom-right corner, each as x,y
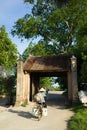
21,102 -> 28,107
68,103 -> 87,130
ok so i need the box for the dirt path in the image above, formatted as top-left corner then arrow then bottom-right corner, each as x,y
0,91 -> 74,130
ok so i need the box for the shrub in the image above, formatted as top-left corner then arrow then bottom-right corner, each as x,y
68,106 -> 87,130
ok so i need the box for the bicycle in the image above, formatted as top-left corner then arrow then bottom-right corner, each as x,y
32,103 -> 43,121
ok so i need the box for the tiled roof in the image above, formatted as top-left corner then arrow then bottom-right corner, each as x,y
23,55 -> 72,72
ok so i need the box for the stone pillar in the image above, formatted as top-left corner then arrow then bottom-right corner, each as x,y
23,72 -> 30,104
15,59 -> 24,105
71,55 -> 78,103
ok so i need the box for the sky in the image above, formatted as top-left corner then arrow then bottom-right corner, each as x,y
0,0 -> 32,54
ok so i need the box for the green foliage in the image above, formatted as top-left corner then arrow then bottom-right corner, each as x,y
0,74 -> 16,105
0,26 -> 18,99
0,78 -> 7,94
21,102 -> 28,107
0,25 -> 18,97
55,77 -> 68,90
72,20 -> 87,85
22,41 -> 33,61
5,75 -> 16,93
5,75 -> 16,105
22,41 -> 58,61
39,77 -> 52,88
68,106 -> 87,130
12,0 -> 87,54
80,61 -> 87,83
0,26 -> 18,70
12,0 -> 87,88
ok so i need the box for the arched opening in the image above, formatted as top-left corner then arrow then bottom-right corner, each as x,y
29,73 -> 69,107
29,71 -> 68,101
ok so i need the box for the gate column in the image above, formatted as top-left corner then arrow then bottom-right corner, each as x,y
23,72 -> 30,104
71,56 -> 78,103
16,59 -> 24,105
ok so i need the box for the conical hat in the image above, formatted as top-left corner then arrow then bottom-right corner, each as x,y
39,88 -> 45,92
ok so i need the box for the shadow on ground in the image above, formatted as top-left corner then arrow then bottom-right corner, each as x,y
8,109 -> 36,119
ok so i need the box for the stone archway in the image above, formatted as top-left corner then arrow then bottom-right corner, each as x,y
15,55 -> 78,105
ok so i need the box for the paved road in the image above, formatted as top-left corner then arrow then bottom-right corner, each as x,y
0,91 -> 74,130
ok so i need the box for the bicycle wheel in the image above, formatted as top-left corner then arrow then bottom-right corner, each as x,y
37,105 -> 42,121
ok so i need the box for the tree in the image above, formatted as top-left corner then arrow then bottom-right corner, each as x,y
80,62 -> 87,83
22,40 -> 57,61
12,0 -> 87,88
5,75 -> 16,105
40,77 -> 52,88
74,22 -> 87,84
12,0 -> 87,54
0,26 -> 18,97
0,25 -> 18,72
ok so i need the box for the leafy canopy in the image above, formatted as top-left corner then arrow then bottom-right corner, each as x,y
12,0 -> 87,85
0,26 -> 18,70
22,40 -> 58,61
12,0 -> 87,54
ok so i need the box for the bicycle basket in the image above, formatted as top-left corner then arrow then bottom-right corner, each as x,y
32,107 -> 39,117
